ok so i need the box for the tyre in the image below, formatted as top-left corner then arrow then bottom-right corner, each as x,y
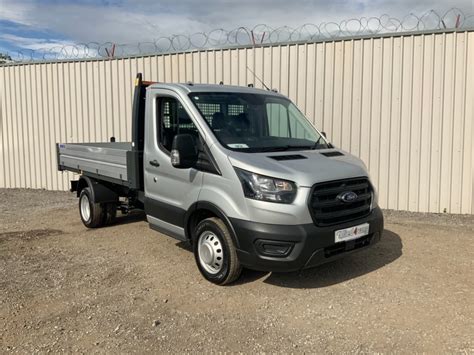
193,217 -> 242,285
79,187 -> 104,228
102,203 -> 117,226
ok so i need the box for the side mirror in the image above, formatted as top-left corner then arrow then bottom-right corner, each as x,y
171,134 -> 198,169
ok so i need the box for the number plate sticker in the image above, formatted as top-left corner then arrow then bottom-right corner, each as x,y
335,223 -> 370,243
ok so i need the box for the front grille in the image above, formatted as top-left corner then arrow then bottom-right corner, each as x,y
309,177 -> 372,226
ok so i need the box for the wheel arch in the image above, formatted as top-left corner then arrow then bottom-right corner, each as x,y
185,201 -> 240,248
76,176 -> 90,197
77,175 -> 119,203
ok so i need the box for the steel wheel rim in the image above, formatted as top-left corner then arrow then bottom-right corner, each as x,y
197,231 -> 224,274
80,194 -> 91,221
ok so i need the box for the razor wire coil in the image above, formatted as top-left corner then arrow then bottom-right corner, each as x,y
3,8 -> 473,63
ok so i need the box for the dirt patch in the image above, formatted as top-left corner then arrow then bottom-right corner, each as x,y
0,229 -> 63,243
0,188 -> 473,353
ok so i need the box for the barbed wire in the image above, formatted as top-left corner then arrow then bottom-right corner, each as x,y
4,8 -> 473,63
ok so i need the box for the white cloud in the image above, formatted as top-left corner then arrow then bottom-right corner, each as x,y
0,34 -> 98,59
0,34 -> 72,50
0,0 -> 472,56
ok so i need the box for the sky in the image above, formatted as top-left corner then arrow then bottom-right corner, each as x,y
0,0 -> 473,60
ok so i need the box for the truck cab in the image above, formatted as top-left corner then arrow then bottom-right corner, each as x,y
58,74 -> 384,285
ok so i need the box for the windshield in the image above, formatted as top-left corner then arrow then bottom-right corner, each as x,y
189,92 -> 329,152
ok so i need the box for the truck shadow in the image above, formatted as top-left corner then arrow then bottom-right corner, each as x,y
236,229 -> 403,288
111,211 -> 147,226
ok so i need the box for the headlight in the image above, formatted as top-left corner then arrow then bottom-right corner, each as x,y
234,168 -> 297,204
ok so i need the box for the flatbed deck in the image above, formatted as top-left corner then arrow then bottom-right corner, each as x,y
57,142 -> 132,184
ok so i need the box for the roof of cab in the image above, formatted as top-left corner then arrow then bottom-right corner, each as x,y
147,82 -> 284,97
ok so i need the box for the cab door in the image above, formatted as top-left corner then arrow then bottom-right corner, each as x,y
144,90 -> 204,240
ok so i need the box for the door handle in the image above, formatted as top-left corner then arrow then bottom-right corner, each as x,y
149,160 -> 160,167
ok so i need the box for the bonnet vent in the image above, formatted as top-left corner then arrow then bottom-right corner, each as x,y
269,154 -> 307,161
320,151 -> 344,157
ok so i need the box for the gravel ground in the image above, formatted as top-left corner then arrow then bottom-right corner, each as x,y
0,188 -> 473,353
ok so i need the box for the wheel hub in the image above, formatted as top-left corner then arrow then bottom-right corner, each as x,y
198,231 -> 224,274
200,244 -> 214,264
80,194 -> 91,221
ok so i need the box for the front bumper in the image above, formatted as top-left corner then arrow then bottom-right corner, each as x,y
231,207 -> 384,272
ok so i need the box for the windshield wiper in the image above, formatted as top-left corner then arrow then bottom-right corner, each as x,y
312,135 -> 333,149
311,136 -> 323,150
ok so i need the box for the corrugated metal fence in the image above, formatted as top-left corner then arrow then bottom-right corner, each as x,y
1,29 -> 473,214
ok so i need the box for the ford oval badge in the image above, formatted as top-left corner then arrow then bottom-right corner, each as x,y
337,191 -> 358,203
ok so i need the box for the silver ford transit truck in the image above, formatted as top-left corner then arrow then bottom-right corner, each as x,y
57,74 -> 384,285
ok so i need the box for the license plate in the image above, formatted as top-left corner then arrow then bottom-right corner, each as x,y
335,223 -> 370,243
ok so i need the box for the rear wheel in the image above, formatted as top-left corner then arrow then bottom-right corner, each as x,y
79,187 -> 104,228
193,217 -> 242,285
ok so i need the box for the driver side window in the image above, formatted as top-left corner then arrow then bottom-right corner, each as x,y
157,97 -> 198,153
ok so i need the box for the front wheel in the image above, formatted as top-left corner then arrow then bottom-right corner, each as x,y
193,217 -> 242,285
